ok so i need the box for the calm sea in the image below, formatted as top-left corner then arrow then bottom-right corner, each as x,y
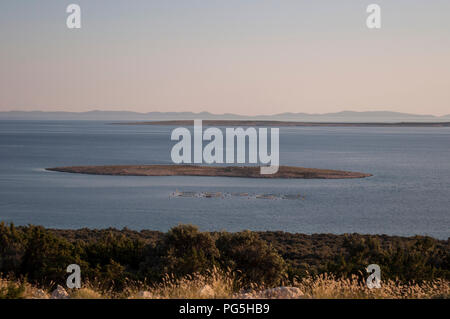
0,120 -> 449,239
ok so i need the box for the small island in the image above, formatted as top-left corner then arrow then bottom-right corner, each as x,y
46,165 -> 372,179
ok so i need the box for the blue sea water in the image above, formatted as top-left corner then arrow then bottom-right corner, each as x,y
0,120 -> 449,239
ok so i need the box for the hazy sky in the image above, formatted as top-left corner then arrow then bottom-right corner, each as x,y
1,1 -> 449,115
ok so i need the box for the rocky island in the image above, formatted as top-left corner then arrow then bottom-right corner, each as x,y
46,165 -> 372,179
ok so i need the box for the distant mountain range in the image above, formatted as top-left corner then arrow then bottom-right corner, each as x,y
1,110 -> 449,123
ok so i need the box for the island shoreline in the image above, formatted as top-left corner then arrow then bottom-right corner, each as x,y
46,164 -> 372,179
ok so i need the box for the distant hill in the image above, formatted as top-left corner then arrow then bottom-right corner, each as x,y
0,110 -> 449,123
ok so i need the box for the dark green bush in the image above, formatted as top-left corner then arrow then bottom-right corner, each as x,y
0,222 -> 448,290
216,231 -> 286,286
0,280 -> 27,299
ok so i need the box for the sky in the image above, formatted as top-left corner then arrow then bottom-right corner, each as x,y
1,0 -> 449,116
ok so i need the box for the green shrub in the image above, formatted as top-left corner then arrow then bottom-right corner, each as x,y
156,224 -> 219,277
0,280 -> 27,299
216,231 -> 286,286
0,222 -> 448,290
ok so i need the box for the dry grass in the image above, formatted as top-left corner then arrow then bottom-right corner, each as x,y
126,267 -> 237,299
69,287 -> 104,299
292,273 -> 449,299
0,277 -> 49,299
1,270 -> 449,299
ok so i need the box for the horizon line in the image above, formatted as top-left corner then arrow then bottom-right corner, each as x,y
1,109 -> 449,117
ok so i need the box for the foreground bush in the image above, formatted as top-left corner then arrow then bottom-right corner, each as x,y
216,231 -> 286,286
0,222 -> 448,291
0,223 -> 287,289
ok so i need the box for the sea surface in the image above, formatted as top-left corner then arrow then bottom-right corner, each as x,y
0,120 -> 449,239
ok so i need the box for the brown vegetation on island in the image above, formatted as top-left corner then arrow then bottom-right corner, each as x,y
46,165 -> 372,179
